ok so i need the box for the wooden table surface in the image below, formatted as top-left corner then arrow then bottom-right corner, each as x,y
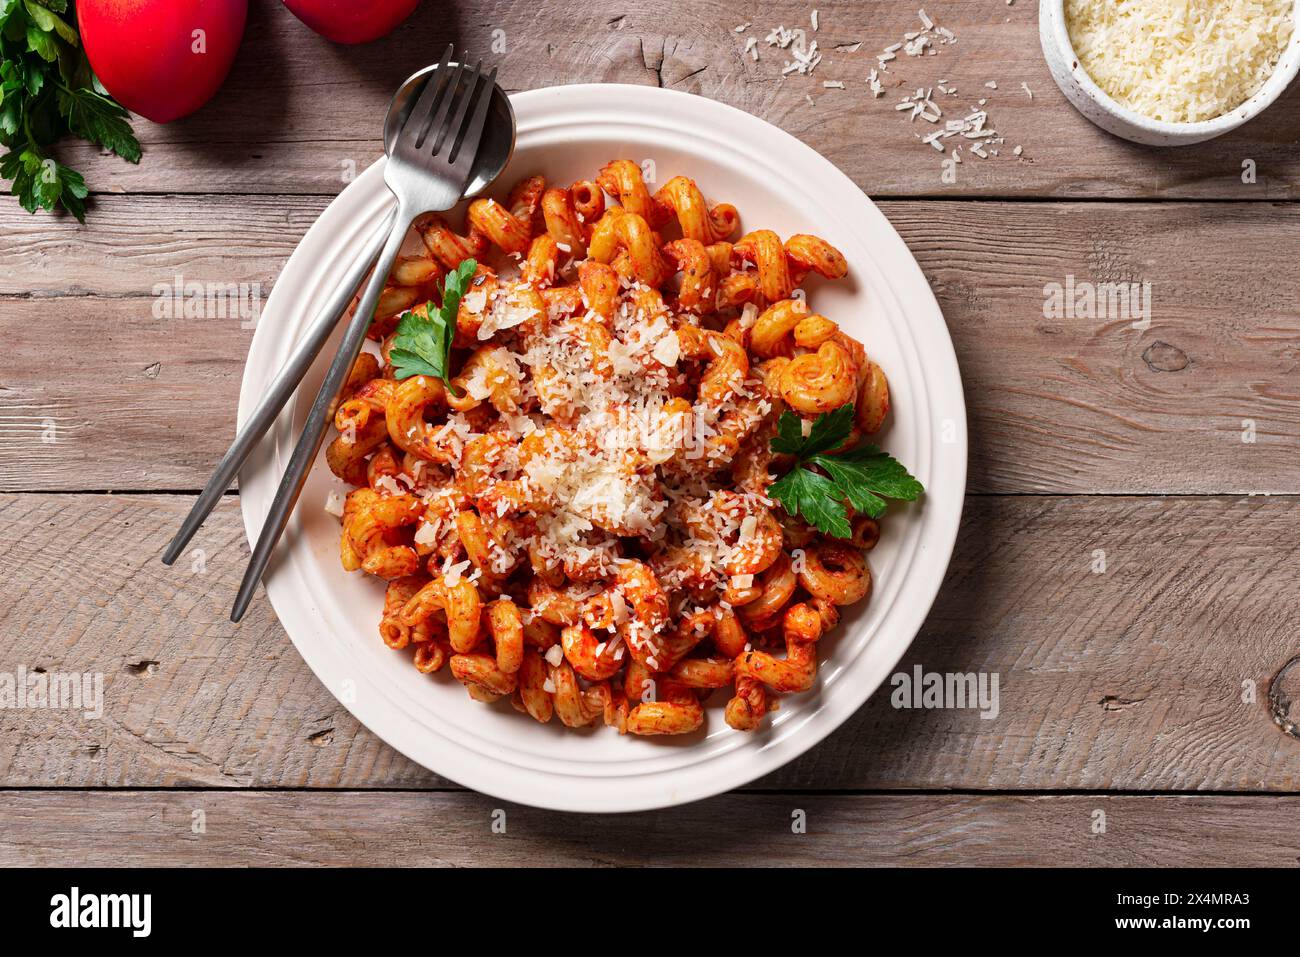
3,0 -> 1299,867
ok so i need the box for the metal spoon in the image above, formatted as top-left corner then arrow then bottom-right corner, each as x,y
162,59 -> 514,570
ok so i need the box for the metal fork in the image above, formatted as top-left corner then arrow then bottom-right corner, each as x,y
159,209 -> 394,570
230,49 -> 498,623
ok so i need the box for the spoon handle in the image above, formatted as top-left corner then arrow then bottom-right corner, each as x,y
231,201 -> 413,623
161,204 -> 397,568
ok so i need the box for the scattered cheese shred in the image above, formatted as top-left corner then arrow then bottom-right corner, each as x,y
324,490 -> 345,518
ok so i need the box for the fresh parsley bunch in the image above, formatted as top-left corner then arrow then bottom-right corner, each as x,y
0,0 -> 140,222
389,258 -> 478,386
767,403 -> 924,538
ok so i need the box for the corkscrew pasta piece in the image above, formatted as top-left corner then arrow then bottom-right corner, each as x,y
328,379 -> 395,485
596,159 -> 658,222
400,576 -> 483,653
343,352 -> 380,398
798,542 -> 872,606
468,197 -> 532,255
341,488 -> 422,578
367,284 -> 422,338
735,601 -> 828,693
716,271 -> 759,311
670,655 -> 734,689
569,179 -> 604,224
784,233 -> 848,281
612,561 -> 671,669
324,161 -> 896,736
662,238 -> 716,314
507,174 -> 547,233
856,357 -> 891,434
451,347 -> 524,415
657,607 -> 720,672
578,260 -> 620,321
587,208 -> 671,286
723,501 -> 784,577
735,229 -> 795,303
451,652 -> 518,701
750,299 -> 810,358
793,313 -> 838,349
653,175 -> 739,244
778,339 -> 859,415
522,234 -> 560,287
526,578 -> 583,626
416,212 -> 489,268
513,647 -> 554,723
725,676 -> 768,731
541,284 -> 584,321
675,325 -> 748,409
390,253 -> 441,289
625,674 -> 704,735
550,661 -> 614,728
561,620 -> 624,680
541,185 -> 589,257
380,576 -> 433,650
851,516 -> 881,551
413,634 -> 450,675
712,605 -> 750,659
738,551 -> 798,631
386,375 -> 460,463
456,510 -> 523,583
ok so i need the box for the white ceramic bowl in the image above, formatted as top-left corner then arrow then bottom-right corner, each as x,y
238,84 -> 967,812
1041,0 -> 1300,145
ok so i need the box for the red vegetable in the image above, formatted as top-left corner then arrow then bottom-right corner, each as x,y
282,0 -> 419,44
77,0 -> 248,124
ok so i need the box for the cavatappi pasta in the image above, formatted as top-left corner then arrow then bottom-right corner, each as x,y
327,160 -> 891,736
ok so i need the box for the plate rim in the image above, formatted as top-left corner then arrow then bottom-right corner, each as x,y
238,83 -> 968,812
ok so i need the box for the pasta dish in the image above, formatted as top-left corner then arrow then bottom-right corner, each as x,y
325,160 -> 921,736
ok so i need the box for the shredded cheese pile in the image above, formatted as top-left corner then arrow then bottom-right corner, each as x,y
1065,0 -> 1294,123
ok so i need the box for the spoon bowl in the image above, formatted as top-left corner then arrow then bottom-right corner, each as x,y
384,61 -> 515,195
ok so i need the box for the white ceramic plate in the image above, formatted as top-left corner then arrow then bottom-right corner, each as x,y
238,84 -> 967,813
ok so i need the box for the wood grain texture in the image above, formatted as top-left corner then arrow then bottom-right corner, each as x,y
3,492 -> 1298,792
51,1 -> 1300,203
4,198 -> 1296,493
2,790 -> 1297,866
6,0 -> 1298,866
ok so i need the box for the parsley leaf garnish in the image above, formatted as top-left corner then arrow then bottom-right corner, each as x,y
389,257 -> 477,385
770,402 -> 855,458
767,404 -> 924,537
767,465 -> 854,539
0,0 -> 142,222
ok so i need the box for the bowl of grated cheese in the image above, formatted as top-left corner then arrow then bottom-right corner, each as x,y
1041,0 -> 1300,145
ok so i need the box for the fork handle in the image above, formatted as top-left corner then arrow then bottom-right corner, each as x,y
230,202 -> 415,623
161,206 -> 397,568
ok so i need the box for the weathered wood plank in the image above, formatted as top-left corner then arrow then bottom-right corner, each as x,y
2,493 -> 1298,792
4,199 -> 1297,493
12,194 -> 319,299
46,1 -> 1300,203
1,790 -> 1296,866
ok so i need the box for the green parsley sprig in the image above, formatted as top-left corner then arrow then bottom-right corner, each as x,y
767,403 -> 924,538
0,0 -> 141,222
389,257 -> 477,387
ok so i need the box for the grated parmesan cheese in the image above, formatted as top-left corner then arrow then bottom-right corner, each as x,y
324,490 -> 346,518
651,331 -> 680,367
1065,0 -> 1294,123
